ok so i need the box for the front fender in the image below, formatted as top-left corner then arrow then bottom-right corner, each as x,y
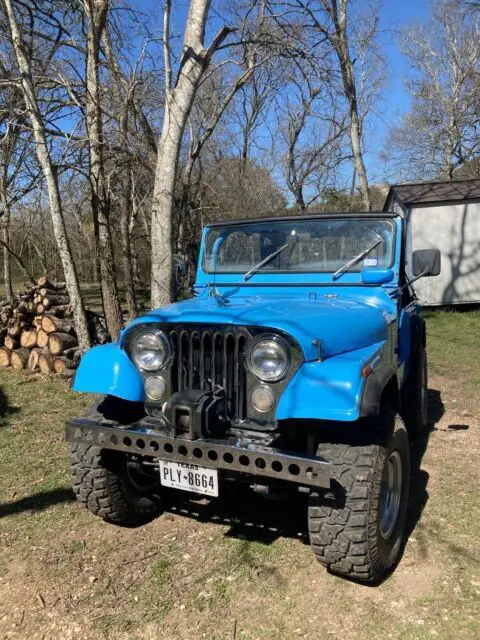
73,343 -> 145,402
276,341 -> 385,422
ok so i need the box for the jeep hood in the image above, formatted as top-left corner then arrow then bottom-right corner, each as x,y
127,294 -> 392,362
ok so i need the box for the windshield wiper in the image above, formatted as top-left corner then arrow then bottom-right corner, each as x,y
332,235 -> 383,280
244,243 -> 289,281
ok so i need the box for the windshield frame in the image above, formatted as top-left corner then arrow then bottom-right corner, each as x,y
202,214 -> 397,276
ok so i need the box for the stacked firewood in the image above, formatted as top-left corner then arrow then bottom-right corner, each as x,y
0,276 -> 108,377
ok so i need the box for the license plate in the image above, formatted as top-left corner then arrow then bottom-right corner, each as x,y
159,459 -> 219,497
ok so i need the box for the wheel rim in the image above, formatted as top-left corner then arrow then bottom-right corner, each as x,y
379,451 -> 403,540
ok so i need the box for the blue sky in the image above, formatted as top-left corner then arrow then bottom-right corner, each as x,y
128,0 -> 432,185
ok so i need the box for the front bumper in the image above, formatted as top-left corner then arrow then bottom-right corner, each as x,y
66,418 -> 331,490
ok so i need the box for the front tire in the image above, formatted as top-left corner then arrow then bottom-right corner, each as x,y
70,443 -> 162,525
308,412 -> 410,584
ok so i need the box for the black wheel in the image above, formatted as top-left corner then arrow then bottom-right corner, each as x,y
401,346 -> 428,437
69,397 -> 161,525
308,411 -> 410,584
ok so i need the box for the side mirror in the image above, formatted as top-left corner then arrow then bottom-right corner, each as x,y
361,268 -> 395,285
412,249 -> 441,277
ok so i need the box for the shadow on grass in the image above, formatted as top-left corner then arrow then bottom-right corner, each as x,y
0,487 -> 75,518
0,387 -> 19,428
404,388 -> 445,548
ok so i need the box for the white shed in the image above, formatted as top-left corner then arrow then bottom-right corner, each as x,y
384,179 -> 480,306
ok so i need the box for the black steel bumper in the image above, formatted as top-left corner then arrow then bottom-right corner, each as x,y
66,418 -> 331,490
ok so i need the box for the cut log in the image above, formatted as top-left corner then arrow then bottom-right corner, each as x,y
39,287 -> 66,297
0,347 -> 11,367
43,295 -> 70,308
62,347 -> 80,358
28,348 -> 42,372
37,328 -> 50,348
11,348 -> 30,370
4,335 -> 19,350
33,316 -> 43,328
38,352 -> 53,374
49,332 -> 78,355
41,315 -> 73,335
20,329 -> 38,348
36,277 -> 65,290
59,368 -> 75,379
8,323 -> 24,338
52,356 -> 78,374
36,304 -> 45,314
46,304 -> 71,318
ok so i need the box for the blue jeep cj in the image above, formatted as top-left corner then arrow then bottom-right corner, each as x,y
67,213 -> 441,583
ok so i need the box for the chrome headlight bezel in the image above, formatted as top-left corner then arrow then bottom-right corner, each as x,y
129,329 -> 172,372
247,334 -> 291,383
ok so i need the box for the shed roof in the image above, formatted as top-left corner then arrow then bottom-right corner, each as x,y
383,178 -> 480,210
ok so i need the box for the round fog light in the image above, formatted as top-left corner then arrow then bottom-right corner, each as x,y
251,386 -> 275,413
145,376 -> 167,401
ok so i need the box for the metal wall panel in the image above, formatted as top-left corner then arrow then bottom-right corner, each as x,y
407,201 -> 480,305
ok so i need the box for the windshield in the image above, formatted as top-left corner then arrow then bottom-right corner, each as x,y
204,218 -> 395,274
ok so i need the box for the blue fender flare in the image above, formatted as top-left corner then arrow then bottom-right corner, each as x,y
276,341 -> 385,422
73,343 -> 145,402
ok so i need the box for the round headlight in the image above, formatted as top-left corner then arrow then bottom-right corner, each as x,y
248,337 -> 289,382
130,330 -> 171,371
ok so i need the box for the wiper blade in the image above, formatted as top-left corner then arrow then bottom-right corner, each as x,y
244,243 -> 289,281
332,235 -> 383,280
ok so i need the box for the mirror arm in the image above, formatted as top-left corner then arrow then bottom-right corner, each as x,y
398,267 -> 430,293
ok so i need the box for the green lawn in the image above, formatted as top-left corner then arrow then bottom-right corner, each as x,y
0,310 -> 478,639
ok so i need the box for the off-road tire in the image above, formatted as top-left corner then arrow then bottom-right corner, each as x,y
308,412 -> 410,584
69,396 -> 160,525
70,443 -> 162,525
401,346 -> 428,437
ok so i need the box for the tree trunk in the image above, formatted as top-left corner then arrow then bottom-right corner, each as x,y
326,0 -> 371,211
0,196 -> 13,301
84,0 -> 122,341
3,0 -> 91,352
150,0 -> 231,307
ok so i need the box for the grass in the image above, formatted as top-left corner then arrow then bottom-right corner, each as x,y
0,310 -> 478,639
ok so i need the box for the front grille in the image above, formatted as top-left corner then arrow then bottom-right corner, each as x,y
168,326 -> 248,422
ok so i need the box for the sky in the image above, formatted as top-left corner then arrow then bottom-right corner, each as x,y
129,0 -> 433,187
370,0 -> 430,182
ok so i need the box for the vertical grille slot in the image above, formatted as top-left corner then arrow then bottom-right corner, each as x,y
168,326 -> 247,423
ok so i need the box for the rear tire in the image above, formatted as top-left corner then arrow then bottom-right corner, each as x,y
308,411 -> 410,584
401,346 -> 428,437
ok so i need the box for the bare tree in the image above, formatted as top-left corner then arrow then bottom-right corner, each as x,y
388,0 -> 480,181
2,0 -> 91,350
150,0 -> 236,307
278,73 -> 348,210
84,0 -> 123,340
298,0 -> 377,209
